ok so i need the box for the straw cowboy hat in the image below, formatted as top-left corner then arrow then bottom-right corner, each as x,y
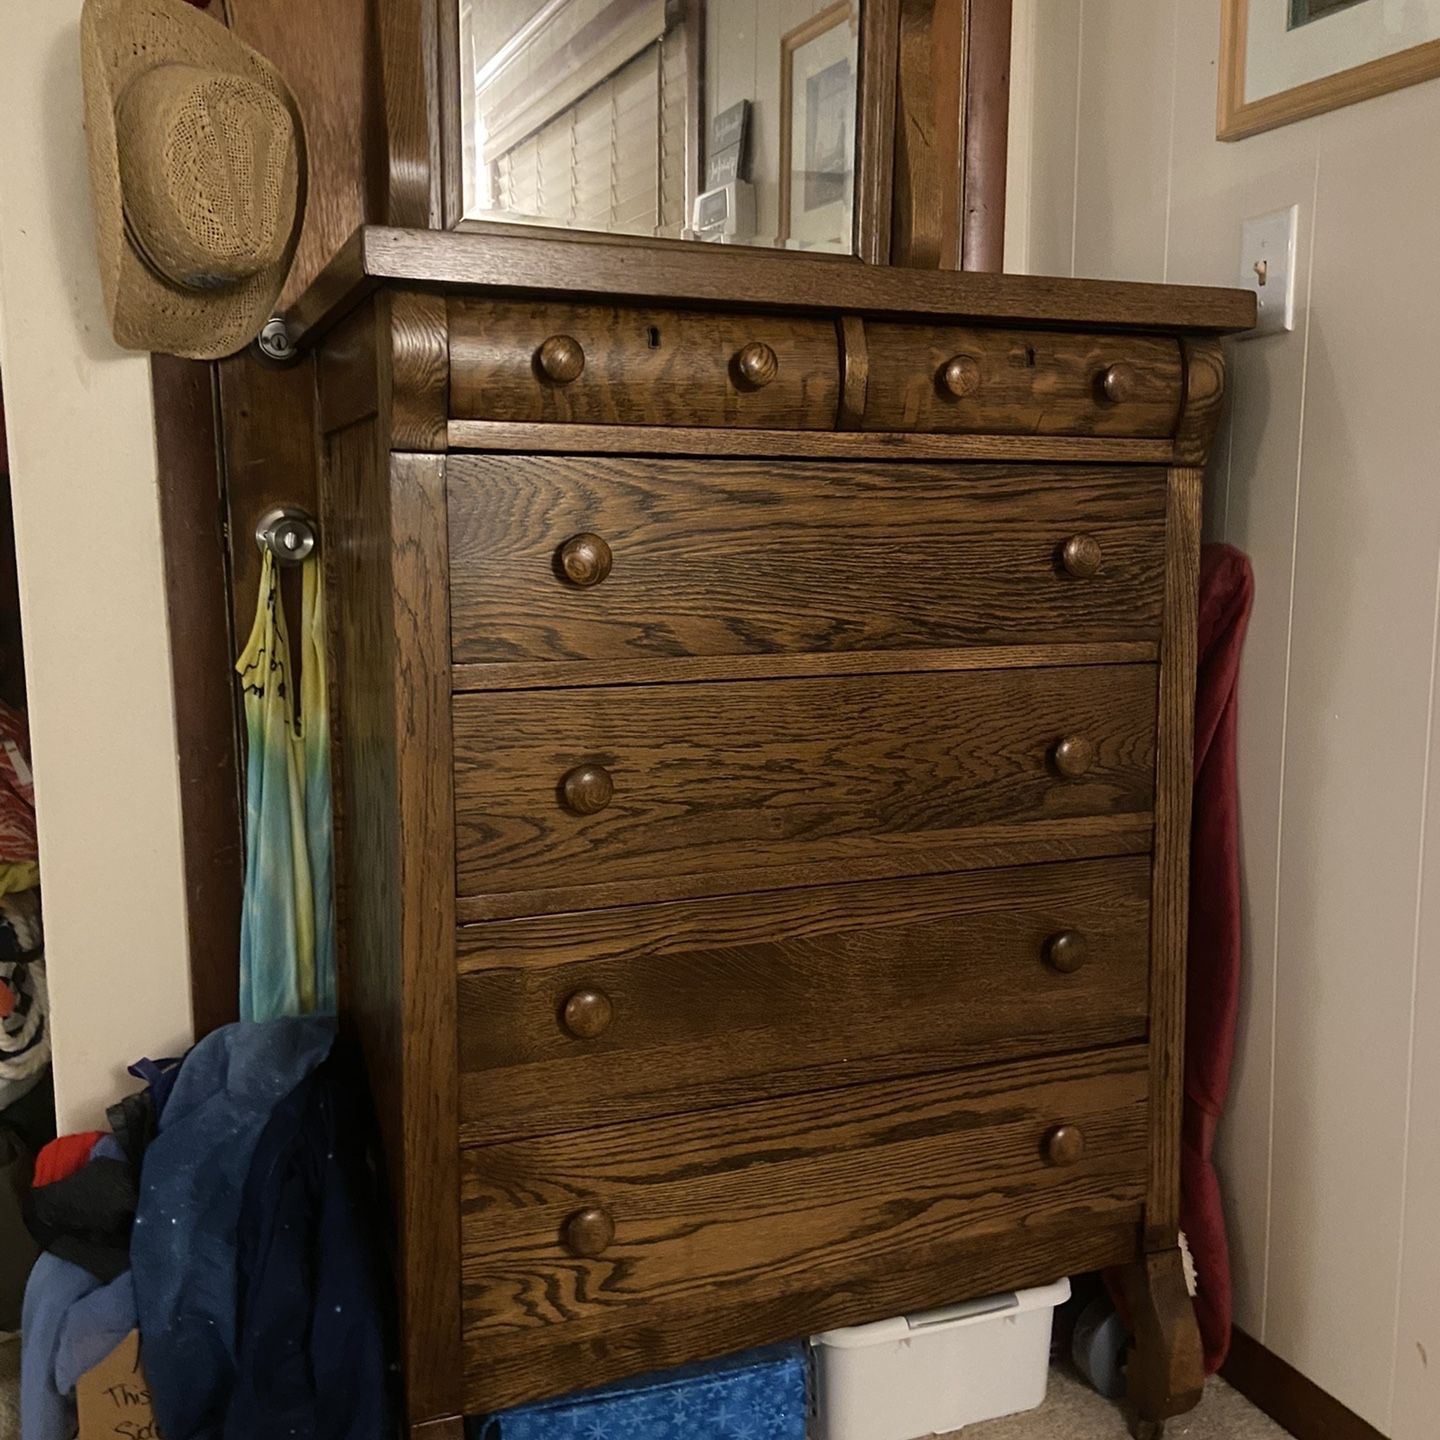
80,0 -> 305,360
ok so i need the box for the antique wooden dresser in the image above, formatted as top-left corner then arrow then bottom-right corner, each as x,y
295,224 -> 1254,1438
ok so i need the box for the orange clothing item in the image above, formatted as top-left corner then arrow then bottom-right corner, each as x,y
0,701 -> 35,865
32,1132 -> 105,1188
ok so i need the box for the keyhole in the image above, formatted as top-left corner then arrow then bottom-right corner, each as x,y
646,326 -> 662,349
1024,345 -> 1037,368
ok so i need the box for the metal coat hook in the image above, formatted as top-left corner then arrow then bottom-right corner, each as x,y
255,505 -> 318,565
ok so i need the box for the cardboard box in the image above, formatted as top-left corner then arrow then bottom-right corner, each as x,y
76,1329 -> 162,1440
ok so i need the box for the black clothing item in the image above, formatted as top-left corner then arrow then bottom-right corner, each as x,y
23,1154 -> 136,1283
223,1051 -> 396,1440
0,1124 -> 36,1328
21,1059 -> 173,1284
2,1065 -> 55,1153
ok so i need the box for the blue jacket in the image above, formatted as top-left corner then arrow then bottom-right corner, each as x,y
133,1019 -> 393,1440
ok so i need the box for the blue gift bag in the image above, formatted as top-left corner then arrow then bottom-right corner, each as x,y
470,1343 -> 810,1440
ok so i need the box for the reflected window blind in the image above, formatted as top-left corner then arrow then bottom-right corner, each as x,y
495,45 -> 661,234
657,22 -> 689,236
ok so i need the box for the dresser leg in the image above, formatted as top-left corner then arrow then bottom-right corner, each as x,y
1120,1247 -> 1204,1437
409,1417 -> 465,1439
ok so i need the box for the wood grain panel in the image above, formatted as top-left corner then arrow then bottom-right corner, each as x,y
452,665 -> 1157,906
286,224 -> 1257,351
444,419 -> 1180,463
448,299 -> 841,428
891,0 -> 966,269
316,297 -> 381,436
838,314 -> 870,426
217,352 -> 319,644
1175,336 -> 1228,466
388,290 -> 449,451
1145,467 -> 1201,1246
323,425 -> 462,1422
225,0 -> 368,309
1121,1245 -> 1206,1426
457,1047 -> 1150,1408
455,856 -> 1153,1141
376,0 -> 444,229
450,641 -> 1160,694
446,458 -> 1168,666
863,324 -> 1184,436
855,0 -> 900,263
455,814 -> 1154,923
463,1214 -> 1137,1413
150,354 -> 243,1037
961,0 -> 1014,272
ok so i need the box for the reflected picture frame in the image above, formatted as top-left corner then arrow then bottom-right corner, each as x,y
1219,0 -> 1440,139
777,1 -> 860,250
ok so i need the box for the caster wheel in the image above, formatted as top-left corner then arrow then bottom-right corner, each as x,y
1072,1296 -> 1128,1398
1130,1421 -> 1165,1440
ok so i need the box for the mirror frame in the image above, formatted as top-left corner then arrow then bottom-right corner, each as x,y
436,0 -> 902,263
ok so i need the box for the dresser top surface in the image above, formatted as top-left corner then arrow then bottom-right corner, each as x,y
289,224 -> 1257,349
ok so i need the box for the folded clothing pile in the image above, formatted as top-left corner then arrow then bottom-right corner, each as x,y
0,697 -> 49,1343
20,1019 -> 396,1440
0,888 -> 47,1113
0,698 -> 46,1119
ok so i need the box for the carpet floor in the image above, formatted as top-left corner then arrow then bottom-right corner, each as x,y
0,1332 -> 17,1440
952,1368 -> 1291,1439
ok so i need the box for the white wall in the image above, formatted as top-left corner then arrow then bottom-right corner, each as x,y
706,0 -> 848,248
1009,3 -> 1440,1435
0,3 -> 194,1128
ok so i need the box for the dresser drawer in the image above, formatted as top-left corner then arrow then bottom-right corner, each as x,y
447,458 -> 1167,669
862,324 -> 1184,437
458,1047 -> 1149,1395
455,856 -> 1151,1141
448,299 -> 841,428
452,665 -> 1157,911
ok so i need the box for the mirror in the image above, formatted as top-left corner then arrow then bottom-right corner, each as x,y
456,0 -> 862,253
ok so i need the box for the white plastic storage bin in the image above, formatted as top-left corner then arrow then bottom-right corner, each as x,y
811,1277 -> 1071,1440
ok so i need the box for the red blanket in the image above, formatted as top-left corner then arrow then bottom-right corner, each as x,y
1184,543 -> 1254,1372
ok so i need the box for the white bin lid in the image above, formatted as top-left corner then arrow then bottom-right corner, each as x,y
812,1277 -> 1071,1348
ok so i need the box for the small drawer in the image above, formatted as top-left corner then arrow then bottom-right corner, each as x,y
448,299 -> 841,428
455,856 -> 1152,1141
447,457 -> 1168,668
451,664 -> 1158,911
458,1047 -> 1149,1385
862,324 -> 1184,437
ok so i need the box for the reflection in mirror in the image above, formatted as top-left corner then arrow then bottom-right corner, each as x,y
457,0 -> 860,253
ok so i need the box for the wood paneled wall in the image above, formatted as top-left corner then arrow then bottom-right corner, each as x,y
225,0 -> 371,305
1010,2 -> 1440,1434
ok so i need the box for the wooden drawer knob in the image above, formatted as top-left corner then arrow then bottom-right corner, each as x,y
537,334 -> 586,384
1044,1125 -> 1086,1168
1044,930 -> 1088,974
561,764 -> 614,815
942,353 -> 982,399
563,987 -> 614,1040
1051,735 -> 1096,779
1060,534 -> 1103,578
564,1205 -> 615,1257
1098,361 -> 1137,404
558,533 -> 613,588
734,340 -> 779,389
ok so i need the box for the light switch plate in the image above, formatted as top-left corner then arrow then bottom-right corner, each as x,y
1239,206 -> 1298,338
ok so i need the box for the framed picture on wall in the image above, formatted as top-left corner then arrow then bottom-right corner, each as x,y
1220,0 -> 1440,139
777,2 -> 858,251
